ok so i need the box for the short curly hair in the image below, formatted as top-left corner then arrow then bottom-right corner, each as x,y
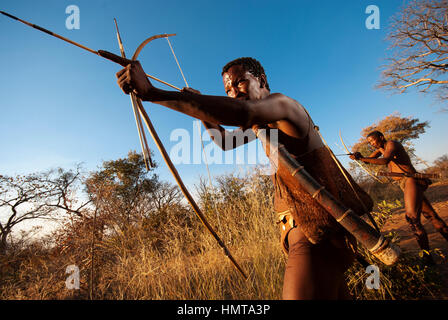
367,130 -> 384,139
222,57 -> 270,91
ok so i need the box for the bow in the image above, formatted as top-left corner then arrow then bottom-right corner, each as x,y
339,130 -> 385,184
112,27 -> 248,280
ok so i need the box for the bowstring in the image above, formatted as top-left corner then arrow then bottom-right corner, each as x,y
166,35 -> 189,87
165,36 -> 221,228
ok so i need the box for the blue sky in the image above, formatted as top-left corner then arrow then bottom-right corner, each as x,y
1,0 -> 447,190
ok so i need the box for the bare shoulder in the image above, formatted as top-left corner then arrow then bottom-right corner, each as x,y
383,140 -> 401,158
266,93 -> 307,117
265,93 -> 310,138
385,140 -> 399,149
388,140 -> 405,152
264,92 -> 296,105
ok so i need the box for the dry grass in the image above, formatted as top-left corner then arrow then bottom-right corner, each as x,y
0,172 -> 446,300
0,170 -> 286,300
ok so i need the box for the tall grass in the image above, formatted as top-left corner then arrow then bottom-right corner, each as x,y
346,200 -> 445,300
0,170 -> 446,299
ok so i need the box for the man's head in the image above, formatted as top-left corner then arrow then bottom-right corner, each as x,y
367,130 -> 385,149
221,57 -> 270,100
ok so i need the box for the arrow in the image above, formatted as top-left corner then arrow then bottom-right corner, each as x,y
0,10 -> 179,90
114,18 -> 154,170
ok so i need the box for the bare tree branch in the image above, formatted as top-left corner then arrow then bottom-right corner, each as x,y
377,0 -> 448,108
0,166 -> 88,254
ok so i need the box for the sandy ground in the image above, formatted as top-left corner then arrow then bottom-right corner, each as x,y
382,181 -> 448,299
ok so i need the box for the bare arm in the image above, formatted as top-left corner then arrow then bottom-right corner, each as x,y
140,88 -> 299,129
356,150 -> 382,160
350,149 -> 382,161
360,141 -> 396,165
366,149 -> 383,159
202,121 -> 256,151
180,88 -> 256,151
113,58 -> 305,134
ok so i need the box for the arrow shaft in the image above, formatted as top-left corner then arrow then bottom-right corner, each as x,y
1,10 -> 98,55
1,10 -> 180,90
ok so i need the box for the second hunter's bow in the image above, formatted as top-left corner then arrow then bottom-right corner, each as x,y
308,119 -> 381,233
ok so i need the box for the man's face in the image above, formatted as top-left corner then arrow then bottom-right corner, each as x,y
222,64 -> 265,100
367,136 -> 383,149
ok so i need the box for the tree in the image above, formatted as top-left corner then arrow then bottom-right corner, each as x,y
433,154 -> 448,171
147,180 -> 183,212
84,151 -> 160,231
0,167 -> 87,255
377,0 -> 448,109
353,112 -> 429,152
424,154 -> 448,178
84,151 -> 188,232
